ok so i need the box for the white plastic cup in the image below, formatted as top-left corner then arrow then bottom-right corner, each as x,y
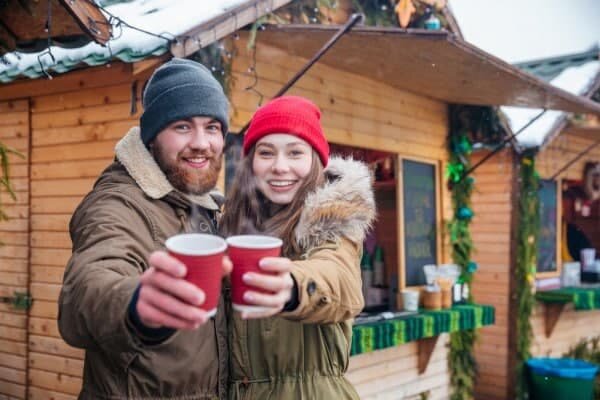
581,248 -> 596,271
401,290 -> 420,312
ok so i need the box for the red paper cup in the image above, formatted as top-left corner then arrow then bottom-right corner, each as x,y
226,235 -> 283,314
165,233 -> 227,317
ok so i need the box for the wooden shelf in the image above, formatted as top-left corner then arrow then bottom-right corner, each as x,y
350,304 -> 495,357
536,287 -> 600,337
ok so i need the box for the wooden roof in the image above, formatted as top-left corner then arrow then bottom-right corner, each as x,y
257,25 -> 600,114
0,0 -> 110,55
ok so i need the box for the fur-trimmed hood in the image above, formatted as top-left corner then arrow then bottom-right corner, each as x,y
114,126 -> 223,210
295,156 -> 376,251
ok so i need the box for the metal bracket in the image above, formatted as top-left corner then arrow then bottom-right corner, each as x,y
1,291 -> 33,310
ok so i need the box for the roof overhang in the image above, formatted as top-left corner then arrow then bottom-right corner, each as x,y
0,0 -> 111,55
256,25 -> 600,114
170,0 -> 292,58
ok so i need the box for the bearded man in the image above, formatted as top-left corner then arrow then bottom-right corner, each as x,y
58,58 -> 230,400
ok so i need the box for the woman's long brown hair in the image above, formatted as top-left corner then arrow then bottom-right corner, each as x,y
219,146 -> 325,258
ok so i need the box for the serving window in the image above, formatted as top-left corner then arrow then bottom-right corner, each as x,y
329,144 -> 442,311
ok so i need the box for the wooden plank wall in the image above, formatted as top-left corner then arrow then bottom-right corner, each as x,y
469,149 -> 514,400
348,336 -> 450,400
537,132 -> 600,180
530,305 -> 600,357
0,63 -> 146,399
231,39 -> 452,399
27,85 -> 138,400
0,99 -> 30,399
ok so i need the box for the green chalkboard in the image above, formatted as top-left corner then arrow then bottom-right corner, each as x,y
538,179 -> 558,273
402,159 -> 437,286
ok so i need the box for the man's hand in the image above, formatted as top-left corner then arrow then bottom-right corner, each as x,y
239,257 -> 295,319
136,251 -> 231,330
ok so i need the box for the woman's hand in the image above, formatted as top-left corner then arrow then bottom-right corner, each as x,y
136,251 -> 232,330
240,257 -> 295,319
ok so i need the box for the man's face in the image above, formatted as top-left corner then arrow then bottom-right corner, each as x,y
151,116 -> 224,195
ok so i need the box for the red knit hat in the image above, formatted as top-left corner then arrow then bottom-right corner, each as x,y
243,96 -> 329,166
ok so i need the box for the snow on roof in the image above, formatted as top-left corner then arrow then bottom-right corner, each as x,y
0,0 -> 251,83
502,60 -> 600,148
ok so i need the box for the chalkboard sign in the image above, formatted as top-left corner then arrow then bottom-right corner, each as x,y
402,160 -> 438,286
538,179 -> 558,273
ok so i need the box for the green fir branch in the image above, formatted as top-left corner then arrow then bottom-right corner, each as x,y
446,128 -> 478,400
515,151 -> 539,399
0,141 -> 24,245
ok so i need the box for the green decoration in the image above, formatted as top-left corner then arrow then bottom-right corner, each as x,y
272,0 -> 450,29
457,207 -> 474,221
444,104 -> 506,399
563,336 -> 600,400
467,261 -> 478,273
0,141 -> 23,245
445,162 -> 465,183
515,150 -> 539,399
351,304 -> 495,355
189,40 -> 235,98
536,287 -> 600,311
446,111 -> 481,400
0,291 -> 33,310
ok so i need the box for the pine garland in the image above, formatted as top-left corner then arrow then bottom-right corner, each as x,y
446,130 -> 478,400
0,144 -> 20,217
0,141 -> 23,245
515,151 -> 539,399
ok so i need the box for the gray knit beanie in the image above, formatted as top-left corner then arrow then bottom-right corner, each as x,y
140,58 -> 229,146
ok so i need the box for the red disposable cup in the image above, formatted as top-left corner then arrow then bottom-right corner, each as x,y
226,235 -> 283,314
165,233 -> 227,317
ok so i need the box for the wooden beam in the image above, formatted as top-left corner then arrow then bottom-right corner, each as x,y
132,55 -> 169,77
59,0 -> 112,45
0,62 -> 133,101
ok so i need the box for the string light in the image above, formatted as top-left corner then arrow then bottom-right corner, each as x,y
244,43 -> 264,106
38,0 -> 56,79
25,0 -> 254,83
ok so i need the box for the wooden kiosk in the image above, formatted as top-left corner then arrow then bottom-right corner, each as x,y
1,18 -> 600,400
470,49 -> 600,399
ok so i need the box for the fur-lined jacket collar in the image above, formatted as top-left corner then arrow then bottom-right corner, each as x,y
114,127 -> 223,211
295,156 -> 376,251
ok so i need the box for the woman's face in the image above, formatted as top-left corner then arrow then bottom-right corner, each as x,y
252,134 -> 313,204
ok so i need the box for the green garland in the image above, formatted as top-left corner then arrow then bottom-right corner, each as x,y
0,141 -> 22,245
272,0 -> 449,29
563,336 -> 600,400
446,130 -> 478,400
189,41 -> 235,98
515,151 -> 539,399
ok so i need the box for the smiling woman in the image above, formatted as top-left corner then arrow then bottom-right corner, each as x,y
220,95 -> 376,400
252,134 -> 314,204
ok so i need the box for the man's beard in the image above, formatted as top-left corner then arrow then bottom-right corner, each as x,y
153,147 -> 222,195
